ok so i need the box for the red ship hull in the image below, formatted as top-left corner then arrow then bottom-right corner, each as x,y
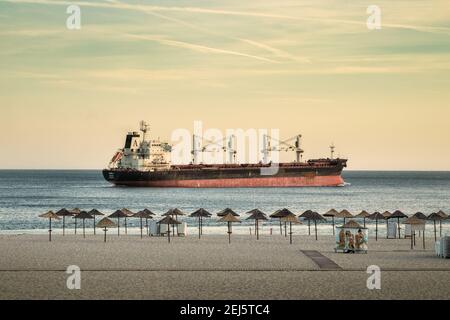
107,175 -> 344,188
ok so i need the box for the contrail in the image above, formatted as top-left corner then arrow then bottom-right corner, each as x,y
4,0 -> 450,35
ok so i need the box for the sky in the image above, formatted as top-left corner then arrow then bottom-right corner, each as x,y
1,0 -> 450,170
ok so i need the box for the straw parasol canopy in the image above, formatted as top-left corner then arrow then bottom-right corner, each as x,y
335,209 -> 353,224
217,208 -> 239,217
246,209 -> 268,240
388,210 -> 408,239
55,208 -> 73,236
270,208 -> 294,236
39,211 -> 60,242
428,212 -> 445,241
190,208 -> 211,239
437,210 -> 448,219
323,209 -> 339,235
109,210 -> 128,236
404,216 -> 426,249
382,211 -> 392,218
133,210 -> 153,239
280,213 -> 301,244
74,211 -> 94,238
157,216 -> 181,243
299,210 -> 325,240
96,217 -> 117,242
341,220 -> 365,229
218,213 -> 241,243
355,210 -> 371,228
412,212 -> 427,220
368,212 -> 384,241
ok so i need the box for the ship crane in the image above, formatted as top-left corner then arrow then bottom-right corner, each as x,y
262,134 -> 304,164
191,134 -> 237,164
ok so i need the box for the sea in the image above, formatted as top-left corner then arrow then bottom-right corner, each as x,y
0,170 -> 449,236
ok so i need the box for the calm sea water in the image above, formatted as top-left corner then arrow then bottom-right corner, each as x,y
0,170 -> 449,235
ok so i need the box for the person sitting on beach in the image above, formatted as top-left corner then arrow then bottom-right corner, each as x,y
356,229 -> 367,250
346,231 -> 355,253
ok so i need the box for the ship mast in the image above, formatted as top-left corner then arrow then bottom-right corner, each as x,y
262,134 -> 304,163
330,143 -> 335,160
140,120 -> 149,142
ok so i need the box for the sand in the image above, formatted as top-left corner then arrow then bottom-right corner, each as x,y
0,233 -> 449,299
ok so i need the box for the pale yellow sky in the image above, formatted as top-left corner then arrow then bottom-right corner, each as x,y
1,0 -> 450,170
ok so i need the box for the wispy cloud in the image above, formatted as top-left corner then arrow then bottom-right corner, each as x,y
3,0 -> 450,35
124,33 -> 279,63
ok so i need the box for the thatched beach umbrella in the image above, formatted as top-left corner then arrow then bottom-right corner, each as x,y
163,208 -> 185,236
109,210 -> 128,236
389,210 -> 408,239
190,208 -> 211,239
120,208 -> 135,235
280,213 -> 302,244
368,212 -> 384,241
270,208 -> 293,236
74,211 -> 94,238
55,208 -> 73,236
70,208 -> 81,234
139,209 -> 155,235
404,217 -> 426,250
88,209 -> 104,235
133,210 -> 153,239
218,212 -> 241,244
437,210 -> 448,219
299,211 -> 325,240
336,209 -> 353,224
246,209 -> 268,240
157,216 -> 181,243
355,210 -> 370,228
39,211 -> 60,242
428,212 -> 445,241
96,217 -> 117,242
323,209 -> 339,235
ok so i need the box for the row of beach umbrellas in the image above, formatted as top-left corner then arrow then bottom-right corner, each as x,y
38,208 -> 448,243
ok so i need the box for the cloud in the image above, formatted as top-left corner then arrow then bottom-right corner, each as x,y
124,33 -> 279,63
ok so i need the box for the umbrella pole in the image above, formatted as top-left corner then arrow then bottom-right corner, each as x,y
332,217 -> 335,235
49,218 -> 52,242
125,217 -> 128,235
167,223 -> 171,243
279,220 -> 282,235
176,214 -> 179,236
93,216 -> 96,235
104,227 -> 107,242
117,217 -> 120,236
146,218 -> 149,237
423,228 -> 425,249
413,231 -> 416,246
434,220 -> 437,241
63,216 -> 65,236
398,217 -> 401,239
314,220 -> 318,241
440,220 -> 442,237
75,218 -> 77,235
198,216 -> 201,239
363,217 -> 366,228
83,219 -> 85,238
308,220 -> 311,236
375,219 -> 378,241
284,222 -> 287,238
410,231 -> 413,250
289,222 -> 292,244
200,216 -> 203,236
228,222 -> 231,244
140,217 -> 143,239
256,219 -> 259,240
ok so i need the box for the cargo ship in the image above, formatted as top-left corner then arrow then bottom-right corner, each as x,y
102,122 -> 347,188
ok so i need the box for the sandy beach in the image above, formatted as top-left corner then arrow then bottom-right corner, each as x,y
0,233 -> 449,300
